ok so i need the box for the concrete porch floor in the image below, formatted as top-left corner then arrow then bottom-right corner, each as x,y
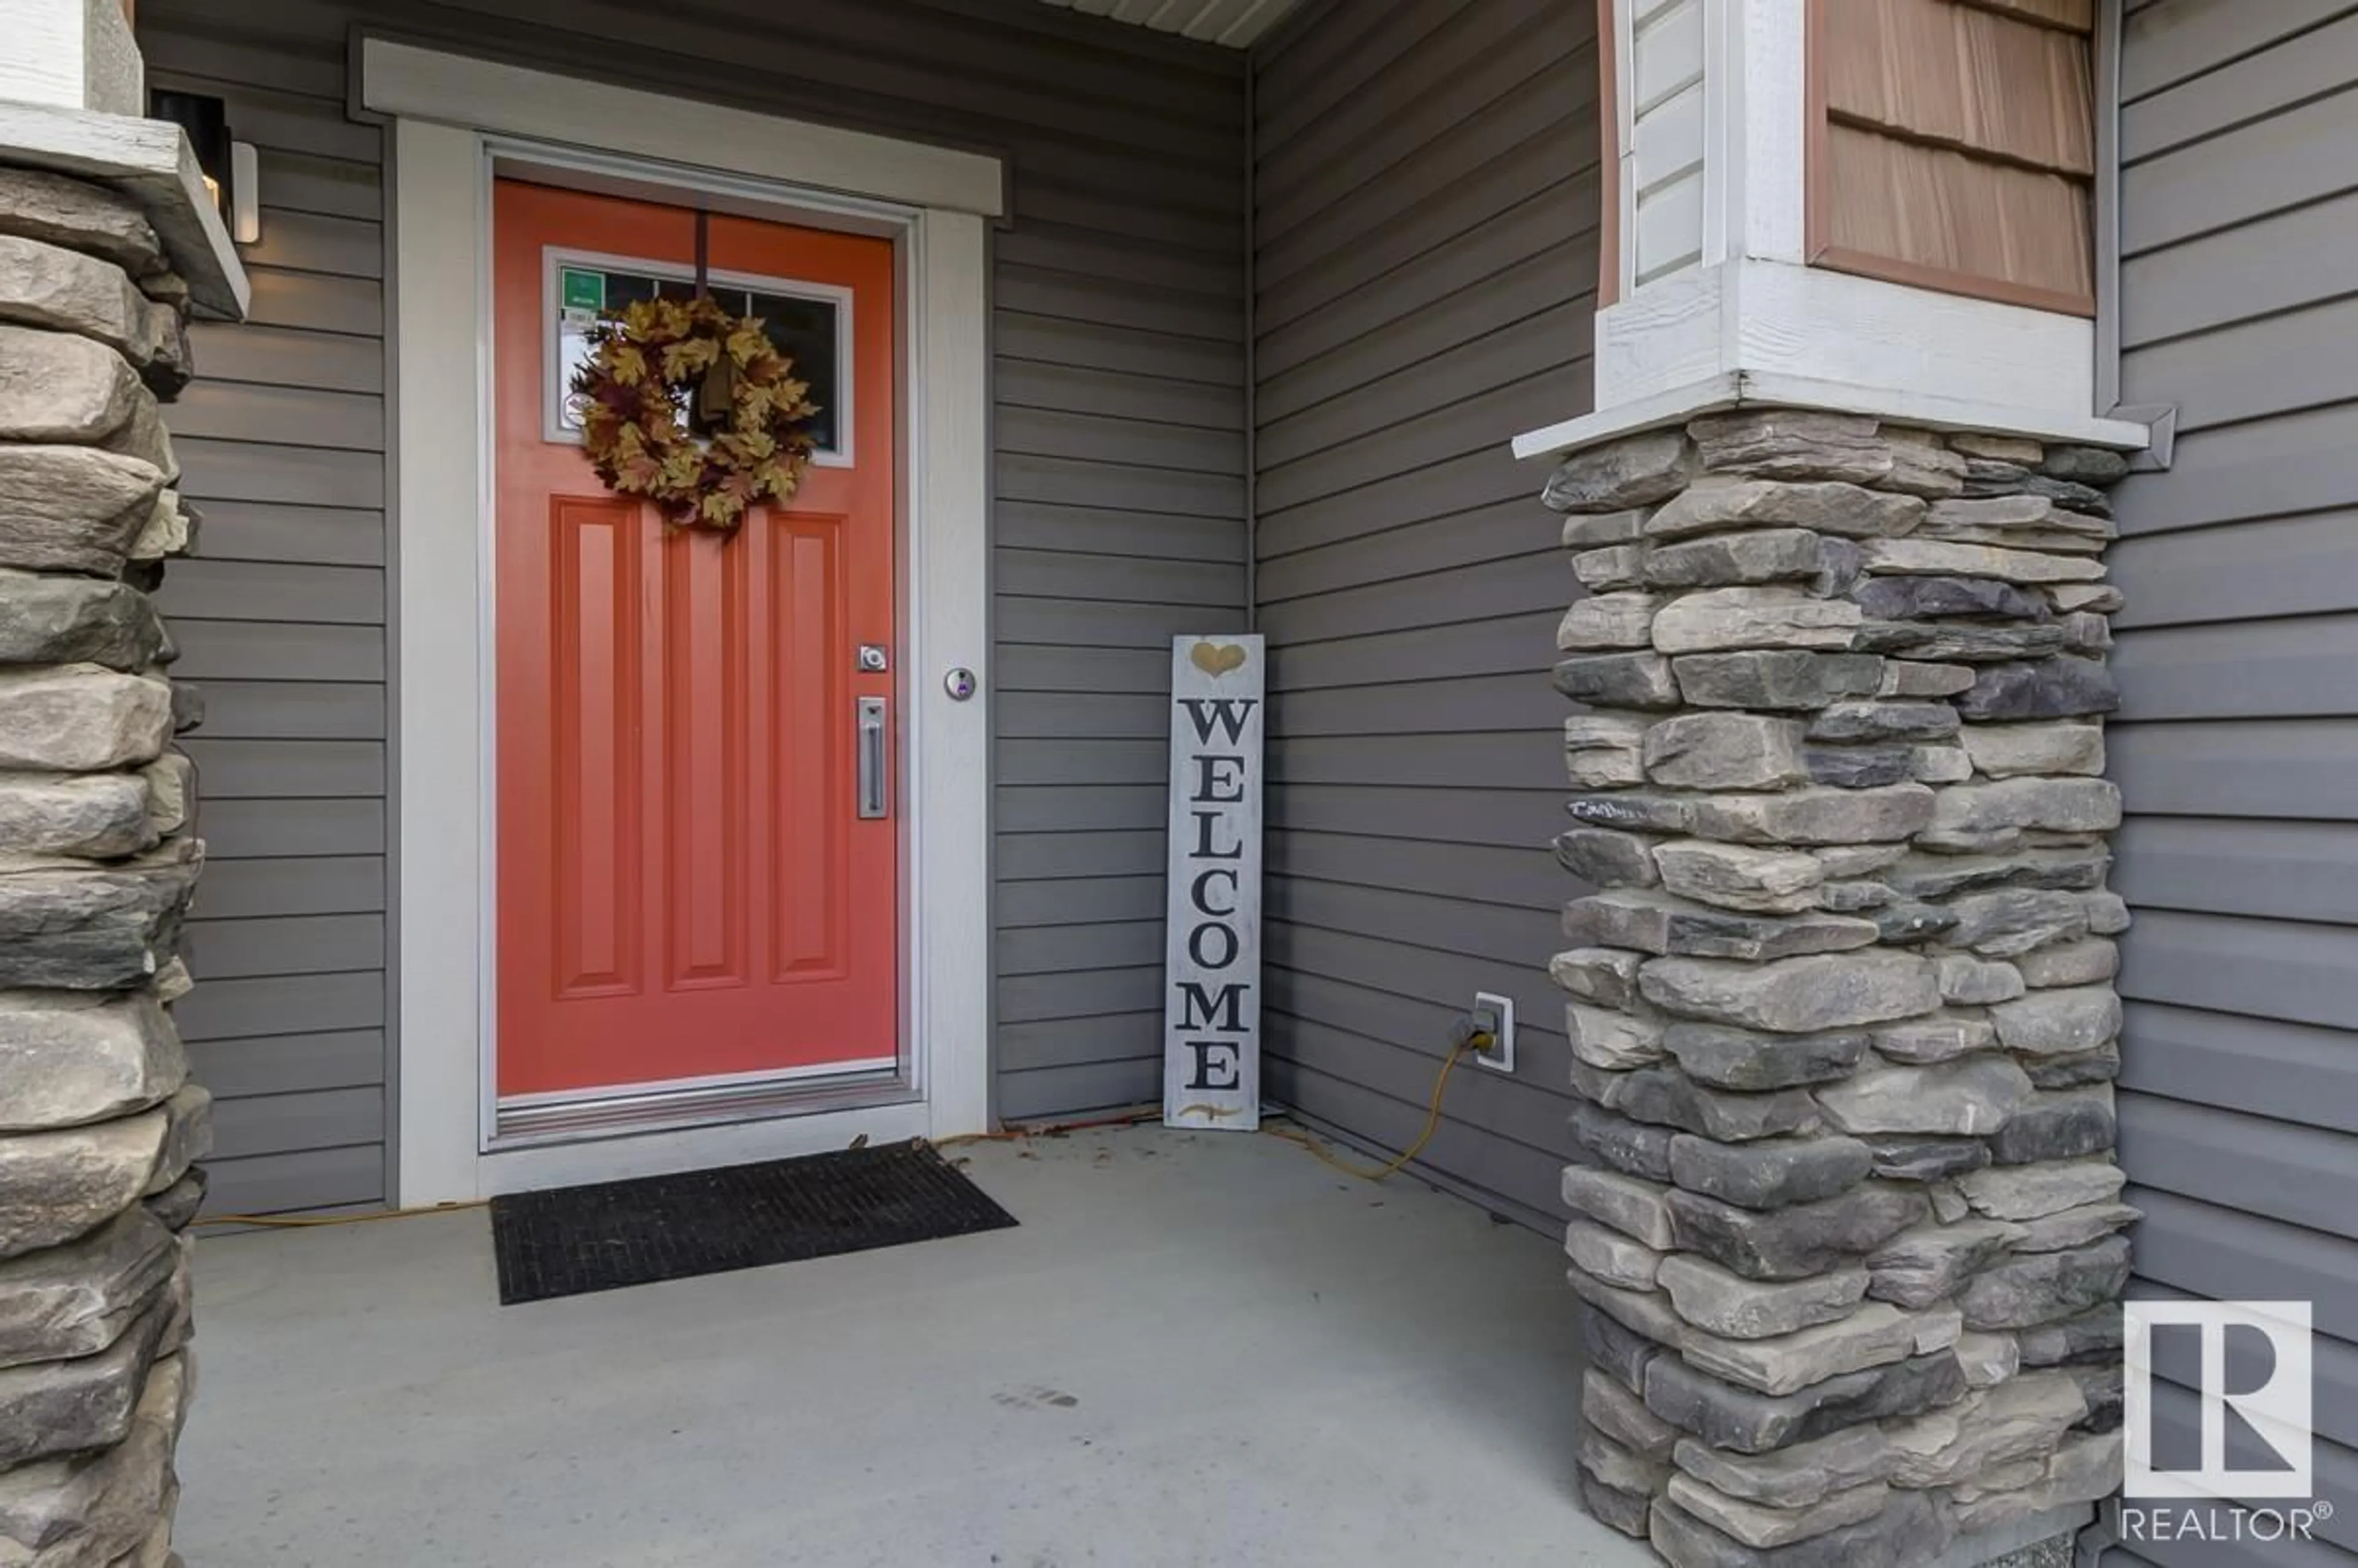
176,1123 -> 1656,1567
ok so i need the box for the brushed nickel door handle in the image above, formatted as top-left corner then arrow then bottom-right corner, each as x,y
856,696 -> 889,820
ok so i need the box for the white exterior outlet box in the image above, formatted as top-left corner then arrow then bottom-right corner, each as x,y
1471,992 -> 1515,1075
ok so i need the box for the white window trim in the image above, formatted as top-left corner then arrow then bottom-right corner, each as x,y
377,44 -> 997,1204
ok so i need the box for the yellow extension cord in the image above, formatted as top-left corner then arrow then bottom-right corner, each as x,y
1260,1039 -> 1479,1182
195,1036 -> 1482,1229
196,1201 -> 489,1228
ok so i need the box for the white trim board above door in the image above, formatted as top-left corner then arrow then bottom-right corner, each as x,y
360,40 -> 1007,217
372,42 -> 999,1205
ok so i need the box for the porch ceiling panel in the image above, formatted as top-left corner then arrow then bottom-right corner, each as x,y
1036,0 -> 1305,47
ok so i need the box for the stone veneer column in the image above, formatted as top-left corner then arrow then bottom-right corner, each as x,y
1543,411 -> 2131,1567
0,166 -> 212,1567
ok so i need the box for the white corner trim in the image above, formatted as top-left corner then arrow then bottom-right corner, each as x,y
905,207 -> 994,1149
1735,0 -> 1804,263
1609,0 -> 1637,301
1522,257 -> 2154,462
1697,0 -> 1737,271
0,0 -> 142,116
1616,0 -> 1800,311
360,38 -> 1006,219
391,117 -> 488,1206
389,98 -> 994,1207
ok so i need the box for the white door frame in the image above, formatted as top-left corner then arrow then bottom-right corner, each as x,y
368,39 -> 1001,1204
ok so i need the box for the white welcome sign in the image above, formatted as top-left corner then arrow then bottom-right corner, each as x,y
1162,634 -> 1265,1132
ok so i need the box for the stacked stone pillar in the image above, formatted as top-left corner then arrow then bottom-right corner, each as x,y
0,166 -> 212,1567
1545,412 -> 2130,1567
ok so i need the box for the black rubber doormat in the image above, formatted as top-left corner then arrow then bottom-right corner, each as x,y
488,1141 -> 1018,1305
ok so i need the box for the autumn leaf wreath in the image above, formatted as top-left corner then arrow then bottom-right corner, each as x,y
570,295 -> 822,532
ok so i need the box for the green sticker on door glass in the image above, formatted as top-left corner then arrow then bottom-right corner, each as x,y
561,268 -> 605,314
554,267 -> 609,437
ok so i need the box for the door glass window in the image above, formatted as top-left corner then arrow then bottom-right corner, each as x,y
552,258 -> 846,457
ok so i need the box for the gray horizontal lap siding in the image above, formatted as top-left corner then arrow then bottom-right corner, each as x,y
2109,2 -> 2358,1561
133,47 -> 390,1217
138,0 -> 1250,1208
1248,0 -> 1599,1225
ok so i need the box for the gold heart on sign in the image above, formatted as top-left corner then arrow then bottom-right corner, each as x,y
1190,640 -> 1250,677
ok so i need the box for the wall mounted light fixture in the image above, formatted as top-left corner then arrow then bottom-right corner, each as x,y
230,140 -> 260,244
149,88 -> 227,203
148,87 -> 262,246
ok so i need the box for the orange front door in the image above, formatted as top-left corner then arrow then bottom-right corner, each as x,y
491,179 -> 898,1101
